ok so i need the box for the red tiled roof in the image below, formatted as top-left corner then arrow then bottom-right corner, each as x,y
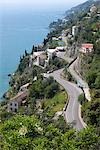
82,44 -> 93,49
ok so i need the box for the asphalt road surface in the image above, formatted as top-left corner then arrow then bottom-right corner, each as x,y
68,57 -> 91,101
45,69 -> 86,131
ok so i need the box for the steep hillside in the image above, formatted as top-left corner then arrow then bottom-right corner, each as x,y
49,0 -> 100,133
0,0 -> 100,149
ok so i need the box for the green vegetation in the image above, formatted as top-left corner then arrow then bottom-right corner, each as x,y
63,1 -> 100,136
0,115 -> 100,150
78,93 -> 86,105
29,77 -> 59,99
85,55 -> 100,89
0,0 -> 100,149
82,98 -> 100,132
46,56 -> 67,71
48,40 -> 59,49
7,65 -> 44,99
41,91 -> 68,117
17,51 -> 30,74
48,39 -> 65,49
63,67 -> 75,82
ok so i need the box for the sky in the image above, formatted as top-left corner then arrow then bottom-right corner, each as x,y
0,0 -> 87,11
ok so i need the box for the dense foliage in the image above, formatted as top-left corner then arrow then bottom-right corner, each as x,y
0,0 -> 100,149
29,77 -> 59,99
82,98 -> 100,131
47,56 -> 67,71
0,115 -> 100,150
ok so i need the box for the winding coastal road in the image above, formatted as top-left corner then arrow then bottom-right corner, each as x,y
57,52 -> 91,101
51,69 -> 86,130
44,51 -> 89,130
45,68 -> 86,131
44,34 -> 90,130
61,35 -> 91,101
69,57 -> 91,101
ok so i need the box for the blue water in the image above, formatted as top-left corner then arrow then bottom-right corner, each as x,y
0,9 -> 64,98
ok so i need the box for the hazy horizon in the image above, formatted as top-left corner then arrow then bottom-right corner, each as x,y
0,0 -> 87,12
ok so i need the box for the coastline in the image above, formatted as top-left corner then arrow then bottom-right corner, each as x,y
0,10 -> 64,99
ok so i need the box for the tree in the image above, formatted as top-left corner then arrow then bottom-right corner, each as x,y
45,82 -> 59,98
94,41 -> 100,54
0,115 -> 100,150
43,38 -> 48,46
31,45 -> 35,54
29,79 -> 44,99
95,74 -> 100,89
20,56 -> 23,62
34,46 -> 38,52
25,49 -> 28,56
86,71 -> 97,88
17,56 -> 29,74
75,127 -> 100,150
0,115 -> 43,149
78,93 -> 86,105
82,99 -> 100,127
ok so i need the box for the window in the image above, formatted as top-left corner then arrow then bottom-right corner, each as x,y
10,103 -> 12,106
10,108 -> 12,111
15,108 -> 17,112
15,103 -> 17,106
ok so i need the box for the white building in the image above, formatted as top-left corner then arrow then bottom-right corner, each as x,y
31,51 -> 47,67
90,5 -> 97,13
72,26 -> 78,36
36,54 -> 47,66
58,36 -> 62,40
19,83 -> 30,92
33,51 -> 45,58
79,44 -> 94,54
52,37 -> 59,41
29,52 -> 45,68
62,29 -> 70,36
47,49 -> 57,60
56,47 -> 65,51
7,90 -> 28,112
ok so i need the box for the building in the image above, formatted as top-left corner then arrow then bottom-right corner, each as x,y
7,90 -> 28,112
97,11 -> 100,17
68,34 -> 72,39
62,18 -> 68,23
62,29 -> 70,36
33,51 -> 45,58
37,53 -> 47,67
90,5 -> 97,13
56,47 -> 65,51
19,83 -> 30,92
33,76 -> 37,81
47,49 -> 57,60
79,43 -> 93,54
52,37 -> 59,41
58,36 -> 62,40
32,51 -> 47,67
29,55 -> 33,67
72,26 -> 78,36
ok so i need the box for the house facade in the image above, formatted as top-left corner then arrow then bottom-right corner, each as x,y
90,5 -> 97,13
37,54 -> 47,67
79,44 -> 94,54
19,83 -> 30,92
56,47 -> 65,51
47,49 -> 57,60
7,90 -> 28,112
72,26 -> 78,36
30,51 -> 47,68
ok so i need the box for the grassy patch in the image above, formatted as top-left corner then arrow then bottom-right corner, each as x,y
42,91 -> 68,117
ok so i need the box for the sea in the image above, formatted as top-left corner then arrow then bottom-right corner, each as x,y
0,8 -> 65,99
